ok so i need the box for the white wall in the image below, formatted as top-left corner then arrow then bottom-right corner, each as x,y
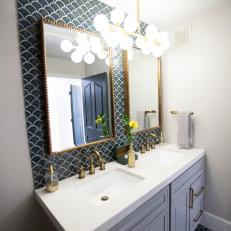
0,0 -> 46,230
162,2 -> 231,223
47,56 -> 86,78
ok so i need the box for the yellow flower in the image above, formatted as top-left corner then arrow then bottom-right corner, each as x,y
95,117 -> 102,124
129,121 -> 138,129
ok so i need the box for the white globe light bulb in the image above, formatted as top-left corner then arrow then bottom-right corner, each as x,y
161,41 -> 170,50
84,52 -> 95,64
105,31 -> 120,48
101,31 -> 110,42
97,50 -> 108,60
105,56 -> 110,66
152,46 -> 164,57
71,51 -> 83,63
128,50 -> 133,61
135,36 -> 145,49
156,31 -> 169,43
124,15 -> 138,33
110,9 -> 125,25
145,24 -> 158,39
60,40 -> 73,52
141,41 -> 153,55
120,35 -> 133,50
91,40 -> 102,54
93,14 -> 109,32
78,42 -> 90,55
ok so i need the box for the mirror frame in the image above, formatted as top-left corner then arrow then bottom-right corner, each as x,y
123,49 -> 162,133
40,18 -> 116,155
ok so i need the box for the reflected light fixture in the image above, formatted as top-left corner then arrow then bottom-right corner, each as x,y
93,0 -> 170,58
60,33 -> 110,65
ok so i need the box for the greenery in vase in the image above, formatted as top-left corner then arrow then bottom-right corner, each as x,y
123,114 -> 139,144
95,113 -> 110,138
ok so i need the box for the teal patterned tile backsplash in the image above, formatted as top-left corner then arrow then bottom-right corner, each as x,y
17,0 -> 160,189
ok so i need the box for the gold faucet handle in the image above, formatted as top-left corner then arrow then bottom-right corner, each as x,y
146,141 -> 150,151
100,158 -> 106,170
140,144 -> 146,154
89,154 -> 95,175
150,142 -> 155,149
89,163 -> 95,175
78,166 -> 85,179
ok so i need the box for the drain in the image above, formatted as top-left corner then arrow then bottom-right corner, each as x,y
101,196 -> 109,201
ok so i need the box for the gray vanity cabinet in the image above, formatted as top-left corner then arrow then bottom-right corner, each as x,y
109,158 -> 204,231
171,158 -> 205,231
109,186 -> 169,231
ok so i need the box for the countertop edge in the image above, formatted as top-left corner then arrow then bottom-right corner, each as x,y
35,192 -> 65,231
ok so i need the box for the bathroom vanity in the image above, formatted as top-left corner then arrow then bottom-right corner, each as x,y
35,145 -> 205,231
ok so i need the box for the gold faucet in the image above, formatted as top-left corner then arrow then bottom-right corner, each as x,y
89,150 -> 106,175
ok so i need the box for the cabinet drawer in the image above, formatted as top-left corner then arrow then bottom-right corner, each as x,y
189,193 -> 204,230
190,174 -> 205,205
109,186 -> 169,231
171,158 -> 204,201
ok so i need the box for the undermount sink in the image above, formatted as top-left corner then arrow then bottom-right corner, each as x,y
143,149 -> 185,165
76,168 -> 145,206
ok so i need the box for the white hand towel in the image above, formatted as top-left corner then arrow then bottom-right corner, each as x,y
177,111 -> 193,149
136,111 -> 145,130
145,113 -> 156,129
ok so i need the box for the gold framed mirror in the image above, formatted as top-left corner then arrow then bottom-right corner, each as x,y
123,47 -> 162,133
40,19 -> 115,155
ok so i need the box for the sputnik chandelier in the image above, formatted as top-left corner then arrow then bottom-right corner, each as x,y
93,0 -> 170,58
60,32 -> 110,65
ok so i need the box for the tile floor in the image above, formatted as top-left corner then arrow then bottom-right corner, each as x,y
196,224 -> 212,230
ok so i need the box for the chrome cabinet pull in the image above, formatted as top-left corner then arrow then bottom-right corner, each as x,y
193,210 -> 204,223
194,186 -> 205,198
189,187 -> 194,209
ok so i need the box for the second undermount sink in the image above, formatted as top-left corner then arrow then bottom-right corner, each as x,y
143,149 -> 185,165
76,168 -> 145,206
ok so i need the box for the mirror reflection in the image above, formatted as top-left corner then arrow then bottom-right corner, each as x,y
43,22 -> 114,153
128,47 -> 159,132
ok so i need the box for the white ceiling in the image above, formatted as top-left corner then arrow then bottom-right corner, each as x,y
100,0 -> 229,28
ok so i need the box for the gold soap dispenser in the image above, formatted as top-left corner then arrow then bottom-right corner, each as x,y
128,143 -> 135,168
45,164 -> 59,192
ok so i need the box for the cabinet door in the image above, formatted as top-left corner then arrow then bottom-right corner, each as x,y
171,158 -> 204,231
133,208 -> 169,231
171,187 -> 190,231
109,186 -> 169,231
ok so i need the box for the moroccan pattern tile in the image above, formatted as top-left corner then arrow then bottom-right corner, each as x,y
17,0 -> 160,189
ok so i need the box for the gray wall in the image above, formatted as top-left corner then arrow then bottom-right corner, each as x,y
0,1 -> 46,230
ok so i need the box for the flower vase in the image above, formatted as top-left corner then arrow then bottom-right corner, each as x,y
128,142 -> 135,168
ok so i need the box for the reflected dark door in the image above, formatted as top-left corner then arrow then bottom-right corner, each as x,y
82,72 -> 109,142
70,85 -> 85,146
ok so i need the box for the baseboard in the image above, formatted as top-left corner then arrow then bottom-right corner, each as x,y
202,211 -> 231,231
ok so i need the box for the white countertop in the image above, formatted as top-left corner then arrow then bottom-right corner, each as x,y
35,144 -> 205,231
